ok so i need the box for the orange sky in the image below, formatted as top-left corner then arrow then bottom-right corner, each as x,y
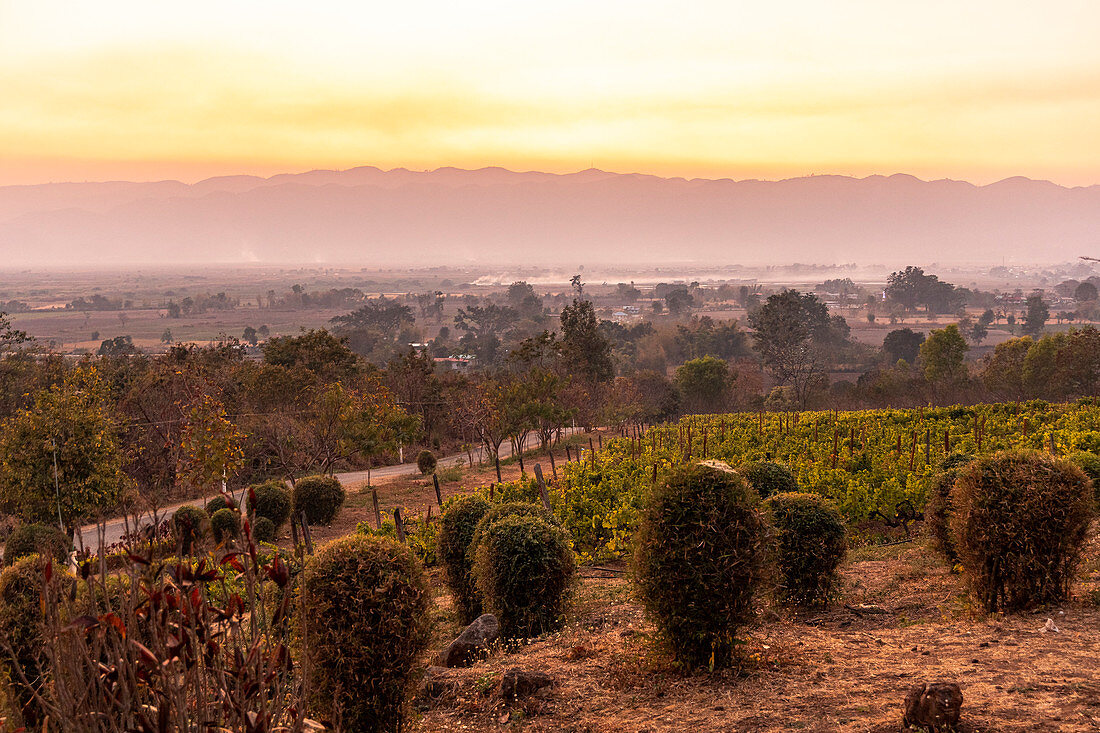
2,1 -> 1099,186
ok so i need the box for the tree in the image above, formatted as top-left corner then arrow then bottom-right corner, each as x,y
1021,293 -> 1049,336
559,300 -> 614,383
570,274 -> 584,297
885,266 -> 962,315
262,329 -> 361,383
748,290 -> 841,404
882,328 -> 925,364
675,357 -> 730,414
98,335 -> 137,357
1074,281 -> 1098,302
0,313 -> 30,355
327,297 -> 413,338
0,368 -> 127,529
919,324 -> 969,384
178,395 -> 246,494
615,283 -> 641,302
664,288 -> 694,316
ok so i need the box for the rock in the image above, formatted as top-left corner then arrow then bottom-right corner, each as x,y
501,668 -> 553,700
436,614 -> 500,668
903,682 -> 963,731
416,666 -> 459,708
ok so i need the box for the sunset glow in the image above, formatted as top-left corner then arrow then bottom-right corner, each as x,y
2,0 -> 1099,185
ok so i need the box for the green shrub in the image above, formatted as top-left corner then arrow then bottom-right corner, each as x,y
742,460 -> 798,498
473,515 -> 574,639
417,449 -> 437,475
252,516 -> 277,543
171,505 -> 209,555
764,493 -> 847,609
438,495 -> 491,624
3,523 -> 71,566
924,454 -> 973,563
210,508 -> 240,543
951,450 -> 1093,613
249,480 -> 293,529
205,495 -> 234,515
633,460 -> 770,669
298,534 -> 429,732
292,475 -> 346,525
1068,451 -> 1100,503
0,556 -> 70,721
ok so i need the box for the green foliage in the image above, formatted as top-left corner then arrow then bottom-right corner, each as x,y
0,556 -> 70,717
951,451 -> 1093,612
210,508 -> 240,543
925,454 -> 973,562
632,461 -> 769,669
675,356 -> 730,413
3,523 -> 71,566
298,534 -> 429,732
742,460 -> 798,498
252,516 -> 277,543
205,495 -> 232,515
438,495 -> 491,624
416,449 -> 437,475
249,480 -> 292,529
0,367 -> 126,527
920,324 -> 969,384
468,501 -> 560,559
292,474 -> 346,525
1068,451 -> 1100,502
472,514 -> 575,639
764,493 -> 847,609
171,505 -> 209,554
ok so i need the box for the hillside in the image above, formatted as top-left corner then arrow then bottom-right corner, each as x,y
1,167 -> 1097,267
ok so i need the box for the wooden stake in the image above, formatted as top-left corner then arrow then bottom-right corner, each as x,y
534,464 -> 552,513
394,508 -> 405,543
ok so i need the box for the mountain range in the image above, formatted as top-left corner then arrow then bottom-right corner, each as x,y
0,166 -> 1096,267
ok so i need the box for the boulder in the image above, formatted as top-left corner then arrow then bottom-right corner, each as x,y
903,682 -> 963,731
437,614 -> 500,668
501,668 -> 553,700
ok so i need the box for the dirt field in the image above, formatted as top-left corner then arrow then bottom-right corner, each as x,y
340,469 -> 1100,732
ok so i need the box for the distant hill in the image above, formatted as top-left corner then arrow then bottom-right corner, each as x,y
0,167 -> 1096,267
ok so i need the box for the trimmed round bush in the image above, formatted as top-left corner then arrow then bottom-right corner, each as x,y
4,523 -> 71,566
467,501 -> 561,566
438,494 -> 491,624
293,475 -> 346,525
210,508 -> 240,543
0,556 -> 71,721
742,460 -> 798,498
633,460 -> 770,669
951,450 -> 1093,613
205,495 -> 233,515
1068,451 -> 1100,502
764,493 -> 847,609
416,449 -> 437,475
472,514 -> 575,639
252,516 -> 277,543
925,453 -> 974,563
249,480 -> 293,529
171,505 -> 209,555
298,534 -> 429,732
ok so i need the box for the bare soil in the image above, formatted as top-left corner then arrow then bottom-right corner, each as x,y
409,529 -> 1100,732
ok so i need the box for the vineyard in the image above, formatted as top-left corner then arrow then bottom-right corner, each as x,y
491,399 -> 1100,563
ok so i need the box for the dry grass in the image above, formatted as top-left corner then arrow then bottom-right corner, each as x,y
412,532 -> 1100,733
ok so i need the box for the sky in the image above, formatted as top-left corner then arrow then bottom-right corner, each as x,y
1,0 -> 1099,186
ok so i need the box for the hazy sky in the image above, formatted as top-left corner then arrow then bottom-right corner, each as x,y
2,0 -> 1098,186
